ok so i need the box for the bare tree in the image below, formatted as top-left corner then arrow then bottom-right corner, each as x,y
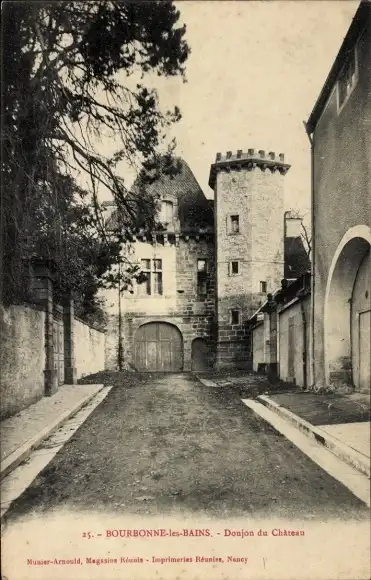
286,208 -> 312,260
2,1 -> 189,305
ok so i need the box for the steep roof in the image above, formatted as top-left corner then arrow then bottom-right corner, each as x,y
134,157 -> 214,233
284,236 -> 311,279
306,2 -> 368,133
103,158 -> 214,234
248,271 -> 311,325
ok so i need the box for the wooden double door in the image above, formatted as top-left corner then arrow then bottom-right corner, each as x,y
134,322 -> 183,372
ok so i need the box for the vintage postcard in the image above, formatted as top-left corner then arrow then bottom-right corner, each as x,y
1,1 -> 370,579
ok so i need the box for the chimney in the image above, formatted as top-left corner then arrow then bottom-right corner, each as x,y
285,216 -> 302,238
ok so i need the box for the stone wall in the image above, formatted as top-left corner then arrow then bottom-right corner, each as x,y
73,318 -> 105,379
0,304 -> 45,420
105,314 -> 120,371
252,322 -> 264,372
279,296 -> 310,388
251,295 -> 311,388
103,235 -> 217,371
211,150 -> 288,369
312,19 -> 371,388
175,237 -> 215,318
1,259 -> 106,419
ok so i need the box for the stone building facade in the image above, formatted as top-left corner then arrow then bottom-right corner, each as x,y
209,150 -> 290,368
103,159 -> 216,372
306,2 -> 370,393
103,151 -> 307,372
249,272 -> 311,389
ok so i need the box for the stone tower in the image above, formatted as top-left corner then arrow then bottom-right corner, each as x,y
208,148 -> 290,369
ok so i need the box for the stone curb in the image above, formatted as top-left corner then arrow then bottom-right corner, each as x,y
257,394 -> 370,478
196,377 -> 219,388
0,385 -> 104,481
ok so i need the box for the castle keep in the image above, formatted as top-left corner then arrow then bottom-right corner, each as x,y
209,149 -> 290,368
103,149 -> 306,372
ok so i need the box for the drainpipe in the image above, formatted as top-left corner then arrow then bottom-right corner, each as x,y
303,120 -> 314,388
283,210 -> 289,279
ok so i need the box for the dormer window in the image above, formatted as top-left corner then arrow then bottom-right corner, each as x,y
160,200 -> 174,224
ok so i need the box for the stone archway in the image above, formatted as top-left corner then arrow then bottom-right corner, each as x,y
351,248 -> 370,391
134,322 -> 183,372
324,225 -> 371,390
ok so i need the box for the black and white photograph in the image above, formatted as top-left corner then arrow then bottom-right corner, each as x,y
1,1 -> 370,579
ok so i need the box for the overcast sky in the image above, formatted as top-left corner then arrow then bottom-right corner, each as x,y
101,1 -> 359,216
154,1 -> 358,210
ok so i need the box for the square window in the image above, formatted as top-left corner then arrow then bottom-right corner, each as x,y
260,280 -> 267,293
230,214 -> 240,233
197,259 -> 207,272
197,259 -> 208,297
230,261 -> 239,275
138,273 -> 151,296
231,309 -> 240,325
153,272 -> 163,295
138,258 -> 163,295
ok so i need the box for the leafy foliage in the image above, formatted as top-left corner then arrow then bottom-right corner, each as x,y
2,1 -> 189,318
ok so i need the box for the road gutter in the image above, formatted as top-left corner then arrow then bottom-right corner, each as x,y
1,385 -> 105,481
257,394 -> 370,478
242,398 -> 370,507
1,387 -> 112,521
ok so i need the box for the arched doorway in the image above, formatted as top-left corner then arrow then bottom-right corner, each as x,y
351,248 -> 370,392
191,338 -> 210,371
134,322 -> 183,372
324,226 -> 371,391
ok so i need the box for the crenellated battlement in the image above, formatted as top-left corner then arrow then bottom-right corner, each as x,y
216,149 -> 286,163
209,148 -> 290,189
